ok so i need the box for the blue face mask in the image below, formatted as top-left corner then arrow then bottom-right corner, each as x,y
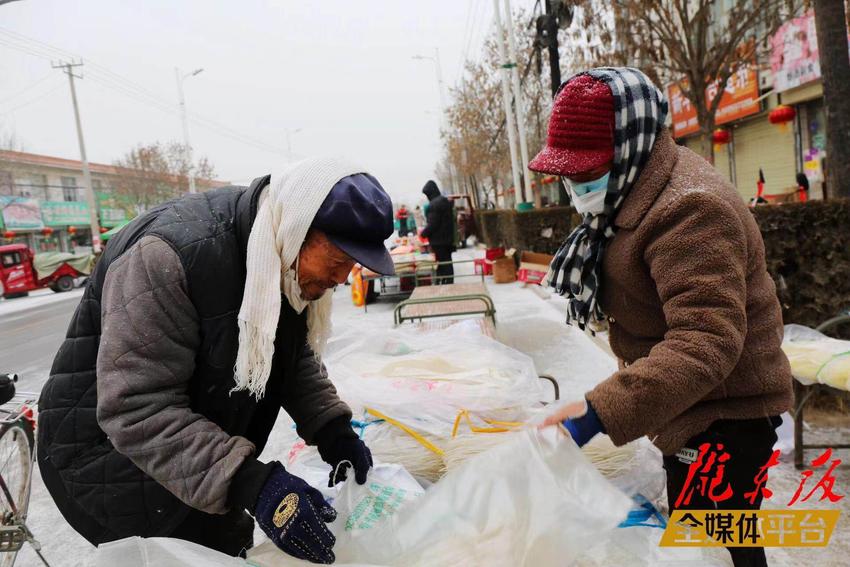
565,171 -> 611,196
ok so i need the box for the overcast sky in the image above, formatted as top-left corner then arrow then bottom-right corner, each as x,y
0,0 -> 542,205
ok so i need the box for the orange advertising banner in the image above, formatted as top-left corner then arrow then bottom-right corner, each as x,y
668,81 -> 699,138
712,66 -> 760,126
668,66 -> 761,139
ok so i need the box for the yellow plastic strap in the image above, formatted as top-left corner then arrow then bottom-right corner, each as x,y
365,407 -> 445,456
451,410 -> 524,438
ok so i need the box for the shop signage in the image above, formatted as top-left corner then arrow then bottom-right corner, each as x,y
667,66 -> 761,138
712,66 -> 760,125
0,196 -> 44,230
41,201 -> 90,227
770,11 -> 820,93
100,207 -> 127,228
668,81 -> 699,138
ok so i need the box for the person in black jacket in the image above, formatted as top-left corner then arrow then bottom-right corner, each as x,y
38,160 -> 395,564
420,180 -> 455,284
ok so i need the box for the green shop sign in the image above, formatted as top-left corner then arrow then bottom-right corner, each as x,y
99,208 -> 128,228
41,201 -> 91,227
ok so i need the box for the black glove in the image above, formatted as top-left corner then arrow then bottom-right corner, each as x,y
315,415 -> 373,487
254,462 -> 337,564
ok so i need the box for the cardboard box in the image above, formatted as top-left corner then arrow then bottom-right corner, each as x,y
517,251 -> 554,285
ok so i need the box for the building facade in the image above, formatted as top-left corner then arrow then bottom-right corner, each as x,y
669,9 -> 830,203
0,150 -> 226,252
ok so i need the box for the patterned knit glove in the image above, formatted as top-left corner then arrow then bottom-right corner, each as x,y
254,463 -> 337,564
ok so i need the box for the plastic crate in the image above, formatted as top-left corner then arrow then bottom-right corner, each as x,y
517,268 -> 548,285
473,258 -> 493,276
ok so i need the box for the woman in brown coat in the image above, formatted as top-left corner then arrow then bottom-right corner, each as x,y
532,68 -> 793,567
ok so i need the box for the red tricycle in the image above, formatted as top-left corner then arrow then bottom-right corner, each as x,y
0,244 -> 93,299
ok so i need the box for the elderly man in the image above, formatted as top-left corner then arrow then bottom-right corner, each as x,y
38,159 -> 394,564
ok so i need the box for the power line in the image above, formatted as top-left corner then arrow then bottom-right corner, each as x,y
0,72 -> 54,106
1,82 -> 65,115
0,27 -> 287,155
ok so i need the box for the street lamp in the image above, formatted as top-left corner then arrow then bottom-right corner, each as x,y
412,48 -> 457,194
175,67 -> 204,194
285,128 -> 303,162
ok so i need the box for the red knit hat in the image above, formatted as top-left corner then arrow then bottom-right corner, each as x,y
528,74 -> 615,176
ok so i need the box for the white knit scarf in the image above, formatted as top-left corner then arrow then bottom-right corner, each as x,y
233,157 -> 366,399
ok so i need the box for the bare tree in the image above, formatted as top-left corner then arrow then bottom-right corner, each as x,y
813,0 -> 850,199
573,0 -> 801,161
0,124 -> 24,152
444,8 -> 552,207
112,141 -> 216,214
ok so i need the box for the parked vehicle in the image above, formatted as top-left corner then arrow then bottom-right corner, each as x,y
0,244 -> 93,299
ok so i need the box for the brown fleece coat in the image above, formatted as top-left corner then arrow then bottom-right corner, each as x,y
585,130 -> 793,455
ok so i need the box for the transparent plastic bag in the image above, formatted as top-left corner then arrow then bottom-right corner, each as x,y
96,536 -> 244,567
782,324 -> 850,390
573,525 -> 733,566
323,324 -> 544,437
249,428 -> 632,567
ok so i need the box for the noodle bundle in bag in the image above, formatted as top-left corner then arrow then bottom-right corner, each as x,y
350,428 -> 631,567
248,428 -> 631,567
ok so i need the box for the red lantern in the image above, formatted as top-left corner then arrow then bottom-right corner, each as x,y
768,104 -> 796,126
41,227 -> 54,236
711,129 -> 731,145
68,226 -> 77,235
99,226 -> 108,234
2,230 -> 15,239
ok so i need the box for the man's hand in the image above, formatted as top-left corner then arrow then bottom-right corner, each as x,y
254,463 -> 337,564
540,398 -> 605,448
315,416 -> 373,487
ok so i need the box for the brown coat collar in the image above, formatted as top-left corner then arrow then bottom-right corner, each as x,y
613,129 -> 679,230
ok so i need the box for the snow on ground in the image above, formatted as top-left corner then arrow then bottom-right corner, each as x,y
12,248 -> 850,566
0,288 -> 84,318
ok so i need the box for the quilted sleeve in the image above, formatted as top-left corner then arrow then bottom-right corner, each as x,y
282,343 -> 352,444
96,235 -> 257,514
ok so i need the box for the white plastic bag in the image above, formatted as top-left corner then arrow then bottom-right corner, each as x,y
249,428 -> 631,567
782,323 -> 850,390
96,536 -> 244,567
573,524 -> 733,566
329,464 -> 424,553
323,324 -> 545,437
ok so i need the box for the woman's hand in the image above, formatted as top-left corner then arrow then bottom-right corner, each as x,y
539,398 -> 605,448
539,399 -> 589,428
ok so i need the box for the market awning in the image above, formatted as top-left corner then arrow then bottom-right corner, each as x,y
100,218 -> 133,241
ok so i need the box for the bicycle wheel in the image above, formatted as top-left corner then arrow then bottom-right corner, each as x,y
0,419 -> 34,567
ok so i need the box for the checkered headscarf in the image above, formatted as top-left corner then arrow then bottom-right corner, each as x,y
546,68 -> 668,332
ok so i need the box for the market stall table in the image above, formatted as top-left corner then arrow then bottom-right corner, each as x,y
393,282 -> 495,328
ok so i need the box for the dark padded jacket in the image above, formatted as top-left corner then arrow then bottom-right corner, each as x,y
420,180 -> 455,247
37,177 -> 351,545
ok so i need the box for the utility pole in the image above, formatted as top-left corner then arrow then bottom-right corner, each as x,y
492,0 -> 523,208
539,0 -> 569,205
412,48 -> 459,195
503,0 -> 530,204
175,67 -> 203,194
53,60 -> 102,253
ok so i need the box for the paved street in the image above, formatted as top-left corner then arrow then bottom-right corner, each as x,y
0,289 -> 83,390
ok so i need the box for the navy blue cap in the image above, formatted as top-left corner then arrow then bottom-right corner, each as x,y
311,173 -> 395,275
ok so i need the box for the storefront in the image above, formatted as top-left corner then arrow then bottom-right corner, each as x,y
40,201 -> 94,252
667,10 -> 832,203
